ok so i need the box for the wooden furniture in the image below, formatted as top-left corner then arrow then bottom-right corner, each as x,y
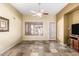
70,35 -> 79,52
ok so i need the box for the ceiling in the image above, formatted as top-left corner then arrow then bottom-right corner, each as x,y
11,3 -> 68,15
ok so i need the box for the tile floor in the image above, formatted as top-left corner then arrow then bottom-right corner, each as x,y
1,40 -> 79,56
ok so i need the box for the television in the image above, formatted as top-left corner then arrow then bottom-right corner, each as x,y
72,23 -> 79,35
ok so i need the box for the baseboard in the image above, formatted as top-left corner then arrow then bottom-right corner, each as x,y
0,39 -> 22,55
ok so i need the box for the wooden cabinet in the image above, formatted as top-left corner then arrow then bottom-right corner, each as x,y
73,39 -> 79,50
70,36 -> 79,52
70,39 -> 74,48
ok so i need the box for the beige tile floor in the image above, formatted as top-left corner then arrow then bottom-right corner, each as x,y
1,40 -> 79,56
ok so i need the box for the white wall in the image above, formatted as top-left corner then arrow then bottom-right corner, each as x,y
0,4 -> 22,54
23,15 -> 56,40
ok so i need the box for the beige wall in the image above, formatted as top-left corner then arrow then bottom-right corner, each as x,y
0,4 -> 22,54
56,3 -> 79,45
68,10 -> 79,24
23,15 -> 56,40
57,16 -> 64,43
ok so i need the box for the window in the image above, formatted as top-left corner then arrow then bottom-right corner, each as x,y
25,22 -> 43,36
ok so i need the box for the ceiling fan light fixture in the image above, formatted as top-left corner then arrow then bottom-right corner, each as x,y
36,12 -> 42,17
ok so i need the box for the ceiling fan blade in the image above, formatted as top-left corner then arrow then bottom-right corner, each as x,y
30,10 -> 36,14
32,13 -> 42,17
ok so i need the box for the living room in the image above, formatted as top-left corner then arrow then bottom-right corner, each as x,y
0,3 -> 79,56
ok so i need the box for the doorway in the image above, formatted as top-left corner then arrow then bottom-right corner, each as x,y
49,22 -> 56,40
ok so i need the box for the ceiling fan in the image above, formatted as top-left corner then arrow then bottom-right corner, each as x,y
30,3 -> 48,17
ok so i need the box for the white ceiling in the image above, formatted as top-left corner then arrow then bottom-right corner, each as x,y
11,3 -> 68,15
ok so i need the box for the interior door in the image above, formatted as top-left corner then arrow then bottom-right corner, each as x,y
49,22 -> 56,40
